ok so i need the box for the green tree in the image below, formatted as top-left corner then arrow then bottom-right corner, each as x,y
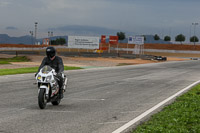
190,36 -> 199,45
51,38 -> 66,45
117,32 -> 126,43
57,38 -> 66,45
164,36 -> 171,41
50,40 -> 56,45
175,34 -> 185,44
154,34 -> 160,40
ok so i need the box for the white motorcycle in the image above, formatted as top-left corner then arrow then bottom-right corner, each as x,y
35,65 -> 68,109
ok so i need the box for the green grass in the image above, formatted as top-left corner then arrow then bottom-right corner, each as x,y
0,66 -> 83,76
64,66 -> 83,70
117,63 -> 133,66
133,85 -> 200,133
0,61 -> 11,64
0,56 -> 83,75
0,56 -> 30,64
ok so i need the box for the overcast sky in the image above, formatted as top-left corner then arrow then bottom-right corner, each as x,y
0,0 -> 200,40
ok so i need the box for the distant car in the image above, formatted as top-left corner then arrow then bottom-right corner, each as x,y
154,56 -> 167,61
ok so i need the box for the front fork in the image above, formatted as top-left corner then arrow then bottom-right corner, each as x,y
38,84 -> 50,99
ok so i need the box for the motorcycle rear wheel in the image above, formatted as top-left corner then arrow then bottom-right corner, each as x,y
51,99 -> 61,105
38,89 -> 47,109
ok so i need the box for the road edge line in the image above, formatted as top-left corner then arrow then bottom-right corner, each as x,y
112,80 -> 200,133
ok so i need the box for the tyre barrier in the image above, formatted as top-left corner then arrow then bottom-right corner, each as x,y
0,51 -> 166,61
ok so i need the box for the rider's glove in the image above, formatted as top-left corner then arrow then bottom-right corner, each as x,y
35,72 -> 38,77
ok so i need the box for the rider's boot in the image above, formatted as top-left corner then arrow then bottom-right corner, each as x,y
59,86 -> 64,99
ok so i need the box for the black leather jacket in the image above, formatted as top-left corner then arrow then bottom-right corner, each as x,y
38,56 -> 64,74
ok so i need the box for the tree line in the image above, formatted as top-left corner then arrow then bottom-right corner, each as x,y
50,38 -> 66,45
49,33 -> 199,45
117,32 -> 199,45
154,34 -> 199,45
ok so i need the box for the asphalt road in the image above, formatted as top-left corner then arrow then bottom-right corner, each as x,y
0,60 -> 200,133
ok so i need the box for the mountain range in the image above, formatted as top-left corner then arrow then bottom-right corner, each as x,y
49,25 -> 121,36
0,25 -> 172,44
0,34 -> 33,44
0,25 -> 171,44
0,33 -> 171,45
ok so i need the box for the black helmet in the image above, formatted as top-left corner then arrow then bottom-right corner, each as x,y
46,47 -> 56,59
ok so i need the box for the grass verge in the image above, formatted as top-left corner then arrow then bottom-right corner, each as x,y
117,63 -> 133,66
0,56 -> 30,64
0,61 -> 11,64
0,66 -> 82,76
133,84 -> 200,133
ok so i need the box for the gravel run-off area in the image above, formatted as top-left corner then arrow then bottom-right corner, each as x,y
0,54 -> 189,69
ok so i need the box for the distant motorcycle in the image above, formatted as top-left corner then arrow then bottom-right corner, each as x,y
35,65 -> 68,109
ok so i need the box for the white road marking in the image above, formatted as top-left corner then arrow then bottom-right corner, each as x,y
64,98 -> 105,101
0,108 -> 26,115
44,110 -> 76,113
18,108 -> 26,111
112,80 -> 200,133
0,108 -> 25,114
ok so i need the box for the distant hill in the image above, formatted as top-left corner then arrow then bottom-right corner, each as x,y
49,25 -> 120,36
0,34 -> 33,44
0,34 -> 172,45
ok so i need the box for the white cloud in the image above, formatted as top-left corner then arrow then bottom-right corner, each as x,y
0,0 -> 200,39
0,0 -> 12,7
44,0 -> 75,10
43,0 -> 96,12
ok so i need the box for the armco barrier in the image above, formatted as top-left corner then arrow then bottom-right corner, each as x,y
120,54 -> 137,59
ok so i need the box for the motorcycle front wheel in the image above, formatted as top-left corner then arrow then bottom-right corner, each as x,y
38,89 -> 47,109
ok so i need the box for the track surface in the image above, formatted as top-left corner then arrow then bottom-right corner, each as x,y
0,60 -> 200,133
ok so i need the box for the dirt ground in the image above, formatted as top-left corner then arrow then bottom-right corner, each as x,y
0,53 -> 189,69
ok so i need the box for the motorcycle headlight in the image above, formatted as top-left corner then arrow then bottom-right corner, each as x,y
46,75 -> 52,82
37,75 -> 41,80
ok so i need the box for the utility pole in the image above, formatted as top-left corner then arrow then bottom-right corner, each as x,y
35,22 -> 38,45
48,31 -> 53,45
192,22 -> 198,45
29,31 -> 33,45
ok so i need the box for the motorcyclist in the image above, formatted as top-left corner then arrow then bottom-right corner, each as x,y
37,46 -> 64,99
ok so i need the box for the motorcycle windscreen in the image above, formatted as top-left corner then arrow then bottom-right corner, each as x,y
41,65 -> 52,74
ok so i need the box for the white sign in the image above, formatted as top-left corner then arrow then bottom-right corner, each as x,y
128,36 -> 144,45
68,36 -> 99,49
128,36 -> 134,44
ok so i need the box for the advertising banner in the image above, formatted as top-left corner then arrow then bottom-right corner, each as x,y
101,35 -> 106,44
109,36 -> 118,44
128,36 -> 144,45
134,36 -> 144,45
68,36 -> 99,49
128,36 -> 134,44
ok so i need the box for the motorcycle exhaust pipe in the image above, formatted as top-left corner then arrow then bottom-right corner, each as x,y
63,77 -> 68,91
